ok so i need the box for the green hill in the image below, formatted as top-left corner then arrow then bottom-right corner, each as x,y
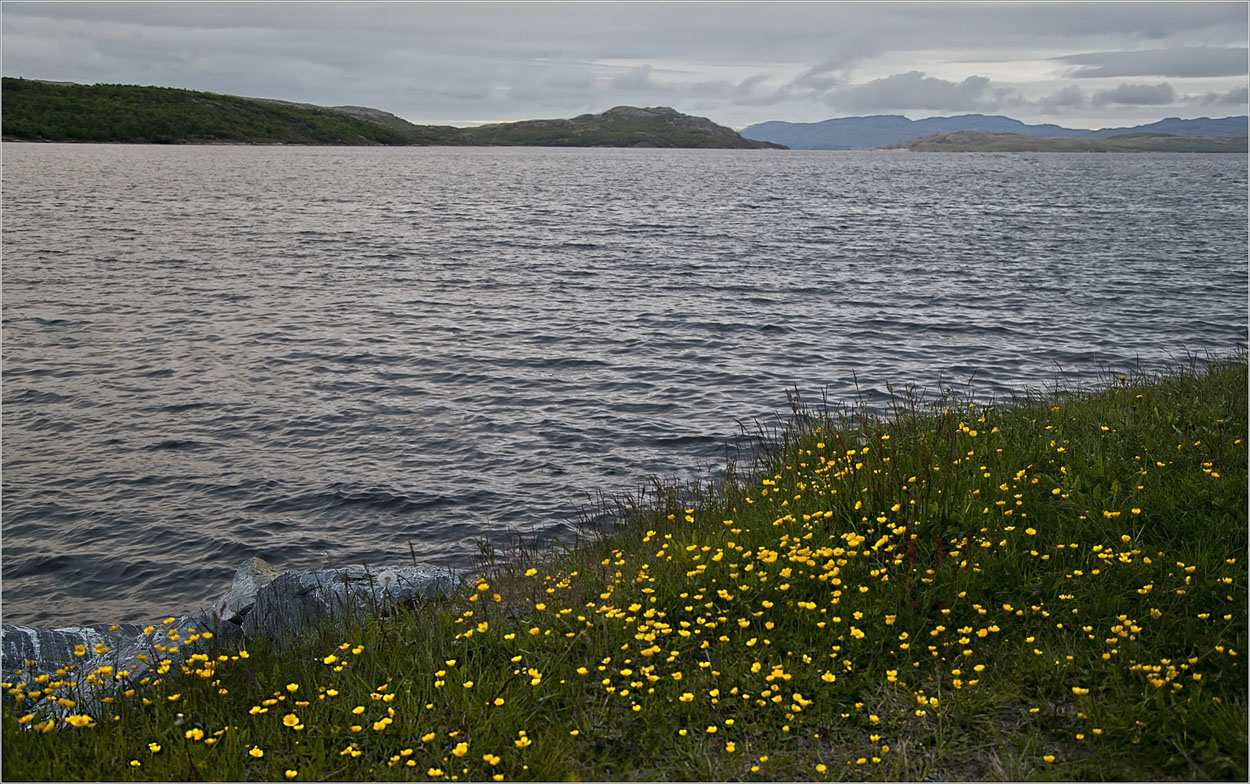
0,79 -> 783,149
469,105 -> 785,148
0,78 -> 474,145
896,129 -> 1247,153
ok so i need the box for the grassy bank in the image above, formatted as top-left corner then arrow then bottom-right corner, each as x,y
3,359 -> 1246,781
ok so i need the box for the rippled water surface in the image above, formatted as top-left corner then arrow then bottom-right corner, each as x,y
3,144 -> 1246,625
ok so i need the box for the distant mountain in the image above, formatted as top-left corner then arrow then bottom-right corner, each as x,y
1,78 -> 783,149
896,130 -> 1248,153
468,105 -> 785,149
740,113 -> 1249,150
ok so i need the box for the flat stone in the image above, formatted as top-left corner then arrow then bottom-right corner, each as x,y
241,564 -> 463,642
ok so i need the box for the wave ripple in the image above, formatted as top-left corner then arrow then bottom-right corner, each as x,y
2,145 -> 1246,625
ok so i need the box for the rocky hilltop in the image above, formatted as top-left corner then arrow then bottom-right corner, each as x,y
470,105 -> 785,148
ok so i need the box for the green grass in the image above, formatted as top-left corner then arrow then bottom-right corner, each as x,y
4,357 -> 1246,781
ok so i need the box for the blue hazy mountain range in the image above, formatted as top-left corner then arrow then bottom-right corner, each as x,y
740,114 -> 1249,150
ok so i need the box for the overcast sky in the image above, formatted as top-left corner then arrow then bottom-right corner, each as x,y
3,1 -> 1247,130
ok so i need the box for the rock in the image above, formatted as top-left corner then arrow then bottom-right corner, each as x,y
241,564 -> 463,642
4,559 -> 464,724
209,556 -> 283,624
1,623 -> 146,681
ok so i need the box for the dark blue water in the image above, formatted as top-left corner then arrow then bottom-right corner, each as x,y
3,144 -> 1246,626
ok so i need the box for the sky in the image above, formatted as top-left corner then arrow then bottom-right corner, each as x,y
2,1 -> 1247,131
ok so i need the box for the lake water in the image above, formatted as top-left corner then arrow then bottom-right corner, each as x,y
2,144 -> 1246,626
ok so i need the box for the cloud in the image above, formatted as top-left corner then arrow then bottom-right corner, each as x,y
826,71 -> 1001,112
1189,85 -> 1250,107
1,1 -> 1245,129
1056,47 -> 1248,78
791,61 -> 843,92
728,74 -> 793,106
611,64 -> 663,91
1091,82 -> 1176,106
1037,85 -> 1087,111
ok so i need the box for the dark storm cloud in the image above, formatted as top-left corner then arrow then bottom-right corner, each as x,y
1091,83 -> 1176,107
1056,47 -> 1248,78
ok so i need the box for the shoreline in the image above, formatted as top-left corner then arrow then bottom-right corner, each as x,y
3,357 -> 1245,781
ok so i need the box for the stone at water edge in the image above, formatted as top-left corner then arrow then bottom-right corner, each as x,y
240,564 -> 464,641
3,559 -> 465,723
1,623 -> 146,680
209,556 -> 284,624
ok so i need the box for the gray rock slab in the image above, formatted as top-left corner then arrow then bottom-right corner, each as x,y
6,560 -> 465,724
210,556 -> 283,624
241,564 -> 463,642
2,623 -> 146,681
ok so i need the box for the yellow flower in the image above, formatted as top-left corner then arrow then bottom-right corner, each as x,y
1044,755 -> 1056,763
249,746 -> 264,759
129,760 -> 141,768
65,715 -> 94,728
427,768 -> 444,777
286,683 -> 299,692
283,713 -> 300,727
148,743 -> 162,753
184,728 -> 204,740
452,742 -> 469,757
285,771 -> 298,779
816,763 -> 828,773
422,732 -> 436,742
